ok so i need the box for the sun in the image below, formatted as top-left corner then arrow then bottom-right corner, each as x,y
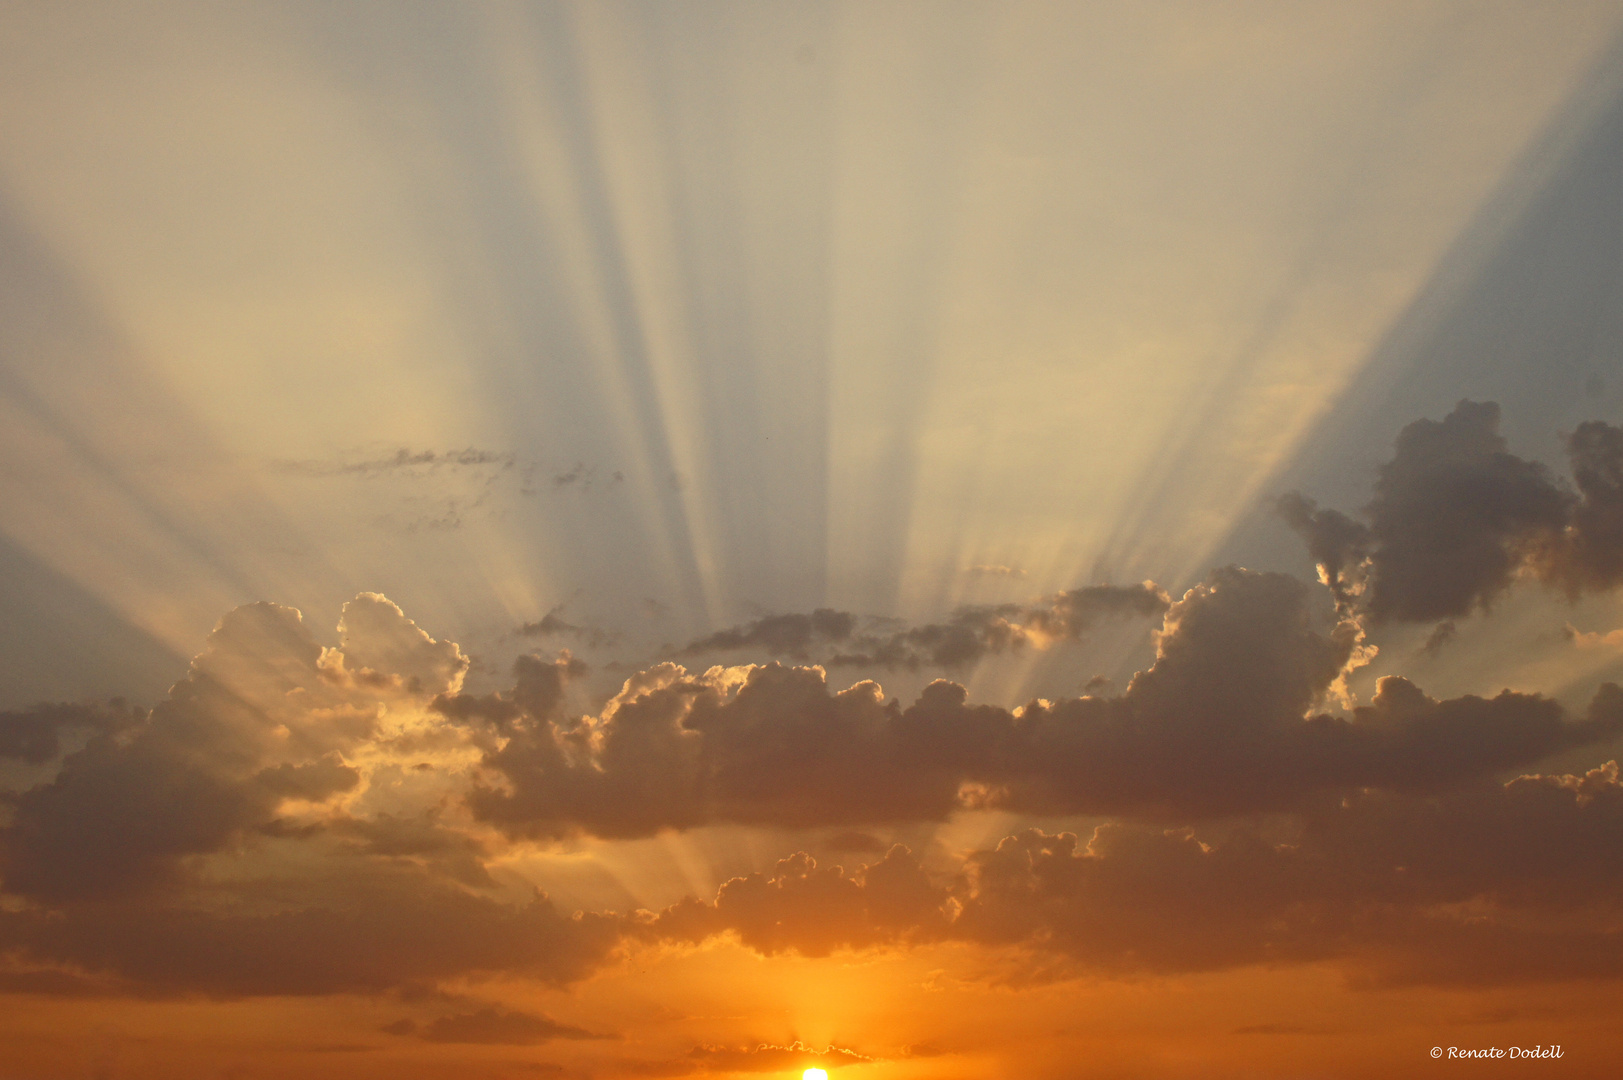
803,1071 -> 828,1080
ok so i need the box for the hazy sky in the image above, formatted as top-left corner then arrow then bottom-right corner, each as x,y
4,3 -> 1623,1078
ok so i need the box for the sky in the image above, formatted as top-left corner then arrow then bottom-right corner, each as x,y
4,2 -> 1623,1077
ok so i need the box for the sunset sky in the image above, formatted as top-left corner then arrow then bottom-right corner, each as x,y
5,3 -> 1623,1077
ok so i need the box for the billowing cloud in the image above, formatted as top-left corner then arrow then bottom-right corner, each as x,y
0,595 -> 465,903
1548,418 -> 1623,593
643,762 -> 1623,985
1282,401 -> 1623,622
3,575 -> 1621,1003
450,568 -> 1619,836
648,845 -> 952,957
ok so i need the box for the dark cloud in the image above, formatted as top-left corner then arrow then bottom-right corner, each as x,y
450,568 -> 1619,837
547,462 -> 624,490
1274,492 -> 1370,612
677,583 -> 1167,671
0,596 -> 636,1001
642,762 -> 1623,985
1282,402 -> 1623,622
6,579 -> 1622,1002
326,810 -> 495,888
0,869 -> 621,997
833,582 -> 1168,670
255,754 -> 361,801
649,846 -> 952,956
1022,582 -> 1171,639
1547,418 -> 1623,592
0,594 -> 463,902
0,700 -> 140,764
1361,401 -> 1571,622
518,608 -> 619,650
679,609 -> 857,660
1419,619 -> 1457,657
12,752 -> 1623,998
950,764 -> 1623,985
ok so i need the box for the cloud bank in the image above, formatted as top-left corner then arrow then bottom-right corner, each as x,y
6,406 -> 1623,1004
452,568 -> 1616,836
1281,400 -> 1623,622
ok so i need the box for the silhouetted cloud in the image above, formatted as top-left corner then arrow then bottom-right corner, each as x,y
450,568 -> 1619,837
676,583 -> 1168,671
1419,619 -> 1458,657
641,762 -> 1623,985
0,870 -> 620,996
649,846 -> 951,956
1282,401 -> 1623,622
519,607 -> 620,649
680,609 -> 856,660
1548,419 -> 1623,592
0,595 -> 469,903
0,700 -> 140,764
5,575 -> 1621,1000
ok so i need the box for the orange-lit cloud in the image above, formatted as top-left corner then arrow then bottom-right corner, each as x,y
0,555 -> 1619,1014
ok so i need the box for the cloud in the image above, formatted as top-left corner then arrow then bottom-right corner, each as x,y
0,592 -> 632,999
0,700 -> 141,764
1548,418 -> 1623,592
948,763 -> 1623,985
255,754 -> 361,801
0,595 -> 470,902
642,762 -> 1623,985
0,869 -> 622,997
518,608 -> 620,650
549,462 -> 625,490
1282,401 -> 1623,622
1419,619 -> 1457,657
4,580 -> 1621,1000
679,609 -> 856,660
684,1041 -> 872,1072
272,447 -> 515,477
329,592 -> 469,697
675,583 -> 1168,671
450,568 -> 1619,837
648,846 -> 952,957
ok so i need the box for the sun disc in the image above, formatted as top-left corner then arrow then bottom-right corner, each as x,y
804,1070 -> 828,1080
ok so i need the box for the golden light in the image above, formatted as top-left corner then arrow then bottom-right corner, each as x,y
803,1070 -> 829,1080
